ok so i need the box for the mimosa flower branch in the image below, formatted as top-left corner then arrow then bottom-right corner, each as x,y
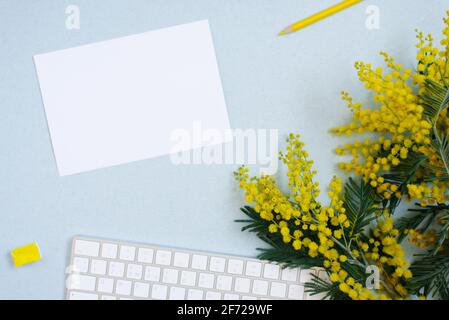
234,12 -> 449,300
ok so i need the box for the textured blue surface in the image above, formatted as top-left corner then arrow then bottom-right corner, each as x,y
0,0 -> 447,299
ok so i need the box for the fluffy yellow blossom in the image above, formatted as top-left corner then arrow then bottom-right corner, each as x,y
235,134 -> 413,300
332,13 -> 449,206
406,229 -> 437,249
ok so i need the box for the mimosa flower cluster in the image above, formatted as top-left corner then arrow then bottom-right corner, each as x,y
331,13 -> 449,208
235,134 -> 413,300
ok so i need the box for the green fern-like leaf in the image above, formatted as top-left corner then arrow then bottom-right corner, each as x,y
236,206 -> 270,234
237,206 -> 323,269
407,253 -> 449,298
344,178 -> 377,238
420,79 -> 449,121
383,151 -> 428,186
432,131 -> 449,176
395,204 -> 441,243
257,247 -> 322,269
305,274 -> 349,300
433,219 -> 449,255
237,206 -> 293,248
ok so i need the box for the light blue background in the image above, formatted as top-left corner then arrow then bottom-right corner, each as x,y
0,0 -> 447,299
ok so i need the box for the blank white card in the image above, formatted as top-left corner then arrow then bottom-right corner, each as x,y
34,20 -> 230,176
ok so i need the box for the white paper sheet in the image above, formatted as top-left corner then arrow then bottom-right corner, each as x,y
34,20 -> 230,176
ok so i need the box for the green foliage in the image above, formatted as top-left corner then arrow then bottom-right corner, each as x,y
305,274 -> 349,300
432,130 -> 449,177
257,247 -> 322,269
237,206 -> 323,269
395,204 -> 441,243
382,151 -> 428,213
433,216 -> 449,255
408,253 -> 449,299
383,152 -> 427,187
237,206 -> 271,235
344,177 -> 377,238
400,202 -> 449,299
420,79 -> 449,122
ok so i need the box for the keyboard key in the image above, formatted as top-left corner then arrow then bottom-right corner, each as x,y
126,264 -> 143,280
299,269 -> 315,283
281,268 -> 298,282
180,271 -> 197,286
169,287 -> 186,300
151,284 -> 168,299
234,277 -> 251,293
69,291 -> 98,300
263,264 -> 280,279
216,275 -> 233,291
288,284 -> 304,299
270,282 -> 286,298
191,255 -> 208,270
242,296 -> 257,300
187,289 -> 203,300
119,297 -> 133,300
144,266 -> 161,282
209,257 -> 226,272
91,259 -> 107,275
98,277 -> 114,293
101,243 -> 118,259
227,259 -> 243,274
252,280 -> 268,295
137,248 -> 154,264
198,273 -> 214,288
108,261 -> 125,277
73,257 -> 89,273
133,282 -> 150,298
119,246 -> 136,261
245,261 -> 262,277
173,252 -> 190,268
115,280 -> 132,295
155,250 -> 172,266
224,293 -> 239,300
101,295 -> 116,300
162,268 -> 179,284
206,291 -> 221,300
69,274 -> 96,291
74,240 -> 99,257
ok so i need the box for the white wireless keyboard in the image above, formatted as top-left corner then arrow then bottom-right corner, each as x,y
66,236 -> 326,300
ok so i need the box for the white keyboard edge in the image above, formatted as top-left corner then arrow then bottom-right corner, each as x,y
67,235 -> 328,300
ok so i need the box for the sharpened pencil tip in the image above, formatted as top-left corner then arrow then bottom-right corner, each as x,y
278,26 -> 294,36
278,28 -> 290,36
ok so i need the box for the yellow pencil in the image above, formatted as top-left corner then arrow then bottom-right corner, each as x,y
279,0 -> 363,36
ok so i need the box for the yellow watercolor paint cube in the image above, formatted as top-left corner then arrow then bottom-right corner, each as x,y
11,242 -> 42,267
